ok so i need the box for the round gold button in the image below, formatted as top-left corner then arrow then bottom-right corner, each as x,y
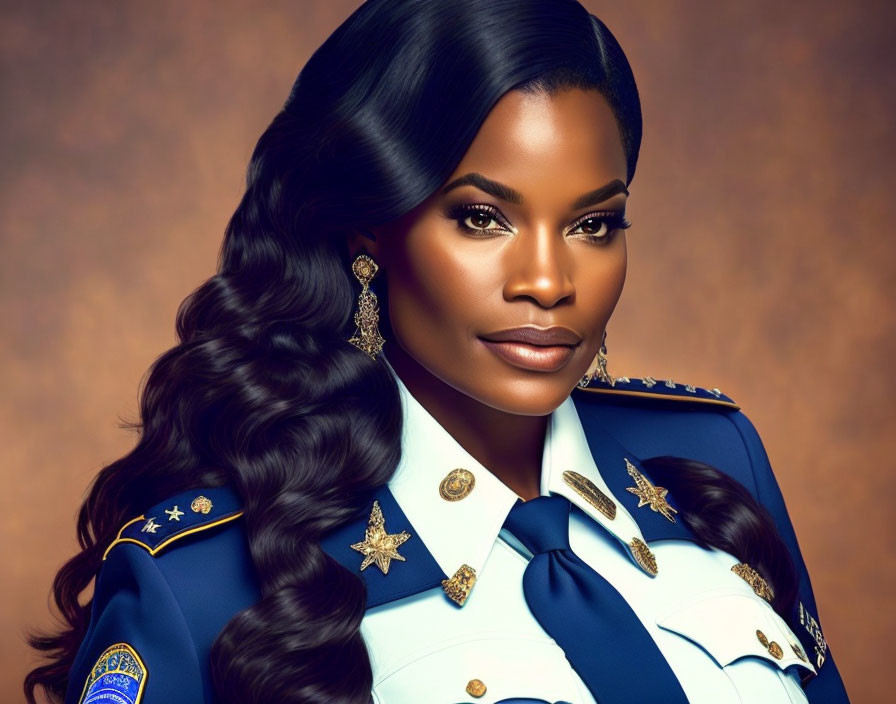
791,642 -> 807,662
756,629 -> 769,648
768,641 -> 784,660
465,678 -> 487,697
440,468 -> 476,501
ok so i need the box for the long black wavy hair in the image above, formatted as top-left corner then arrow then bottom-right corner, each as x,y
26,1 -> 796,702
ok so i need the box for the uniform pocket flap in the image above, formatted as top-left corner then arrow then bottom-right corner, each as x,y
656,590 -> 816,676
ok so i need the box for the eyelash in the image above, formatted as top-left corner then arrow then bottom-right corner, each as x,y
447,203 -> 632,243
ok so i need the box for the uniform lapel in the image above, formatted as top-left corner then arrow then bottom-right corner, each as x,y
319,484 -> 447,609
570,393 -> 698,545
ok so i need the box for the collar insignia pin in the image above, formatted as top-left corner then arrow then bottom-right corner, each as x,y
562,470 -> 617,520
624,458 -> 678,523
350,499 -> 411,575
442,563 -> 477,606
629,537 -> 659,576
439,468 -> 476,501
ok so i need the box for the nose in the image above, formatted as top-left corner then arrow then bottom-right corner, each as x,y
502,224 -> 575,308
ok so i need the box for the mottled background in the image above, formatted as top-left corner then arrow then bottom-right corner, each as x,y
2,0 -> 893,701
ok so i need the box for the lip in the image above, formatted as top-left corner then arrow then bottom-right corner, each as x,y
479,326 -> 581,372
480,326 -> 583,346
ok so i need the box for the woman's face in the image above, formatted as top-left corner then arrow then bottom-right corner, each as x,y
354,87 -> 629,416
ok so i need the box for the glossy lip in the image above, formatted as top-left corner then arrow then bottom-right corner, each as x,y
479,326 -> 583,346
478,326 -> 581,372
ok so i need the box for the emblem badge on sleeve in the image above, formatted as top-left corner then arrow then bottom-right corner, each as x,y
78,643 -> 147,704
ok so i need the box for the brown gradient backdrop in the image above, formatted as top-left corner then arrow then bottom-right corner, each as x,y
2,1 -> 893,701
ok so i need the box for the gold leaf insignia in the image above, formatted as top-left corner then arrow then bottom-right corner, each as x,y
350,500 -> 411,575
624,458 -> 678,522
629,537 -> 658,576
562,470 -> 617,520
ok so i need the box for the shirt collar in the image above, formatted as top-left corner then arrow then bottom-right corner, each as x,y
383,357 -> 652,584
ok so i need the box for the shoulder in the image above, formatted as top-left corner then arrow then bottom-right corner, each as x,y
574,375 -> 850,699
66,486 -> 260,704
573,374 -> 741,410
572,374 -> 761,494
102,486 -> 244,560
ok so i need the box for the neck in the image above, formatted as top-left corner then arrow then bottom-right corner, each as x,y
384,345 -> 548,501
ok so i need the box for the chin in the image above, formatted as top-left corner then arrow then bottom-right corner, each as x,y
476,375 -> 576,416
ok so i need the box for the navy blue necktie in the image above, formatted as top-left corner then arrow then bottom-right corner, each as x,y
502,494 -> 689,704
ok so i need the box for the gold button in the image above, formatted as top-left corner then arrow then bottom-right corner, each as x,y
792,642 -> 808,662
465,679 -> 487,697
768,641 -> 784,659
756,629 -> 769,648
439,468 -> 475,501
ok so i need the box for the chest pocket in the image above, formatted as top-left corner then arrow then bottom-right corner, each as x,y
656,589 -> 815,703
371,633 -> 588,704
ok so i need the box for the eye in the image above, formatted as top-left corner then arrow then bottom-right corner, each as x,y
447,204 -> 512,235
568,210 -> 632,244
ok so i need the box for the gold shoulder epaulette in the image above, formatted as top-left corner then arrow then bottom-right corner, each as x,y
103,486 -> 244,560
574,375 -> 740,410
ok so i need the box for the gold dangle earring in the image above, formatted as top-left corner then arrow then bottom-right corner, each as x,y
347,253 -> 386,359
577,330 -> 616,388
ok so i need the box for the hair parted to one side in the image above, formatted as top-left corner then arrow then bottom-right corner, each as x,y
25,1 -> 795,702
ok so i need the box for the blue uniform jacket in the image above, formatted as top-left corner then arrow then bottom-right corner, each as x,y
65,377 -> 849,704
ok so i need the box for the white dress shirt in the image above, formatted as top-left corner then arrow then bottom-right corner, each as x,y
362,362 -> 814,703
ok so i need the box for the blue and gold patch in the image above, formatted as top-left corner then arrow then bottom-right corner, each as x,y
103,486 -> 244,560
574,375 -> 739,409
78,642 -> 147,704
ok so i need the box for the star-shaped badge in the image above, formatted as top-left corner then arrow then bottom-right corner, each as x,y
164,505 -> 184,521
624,458 -> 678,522
350,500 -> 411,575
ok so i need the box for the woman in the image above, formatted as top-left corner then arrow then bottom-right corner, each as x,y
25,1 -> 849,702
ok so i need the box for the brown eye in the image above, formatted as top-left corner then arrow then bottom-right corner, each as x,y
568,210 -> 632,244
447,203 -> 512,235
467,211 -> 495,230
576,217 -> 606,236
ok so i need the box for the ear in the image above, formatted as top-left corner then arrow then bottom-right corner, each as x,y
346,227 -> 382,261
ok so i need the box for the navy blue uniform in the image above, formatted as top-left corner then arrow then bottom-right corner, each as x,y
65,377 -> 848,704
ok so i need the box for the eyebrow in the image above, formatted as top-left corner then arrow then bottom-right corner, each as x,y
441,172 -> 629,210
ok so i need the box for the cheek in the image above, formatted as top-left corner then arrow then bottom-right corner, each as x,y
579,239 -> 628,322
384,231 -> 495,349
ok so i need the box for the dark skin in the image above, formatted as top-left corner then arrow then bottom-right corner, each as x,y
348,88 -> 629,501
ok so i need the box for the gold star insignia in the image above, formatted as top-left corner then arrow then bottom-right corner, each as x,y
350,500 -> 411,574
164,505 -> 184,521
624,458 -> 678,522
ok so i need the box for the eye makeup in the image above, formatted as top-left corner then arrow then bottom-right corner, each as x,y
445,202 -> 631,245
